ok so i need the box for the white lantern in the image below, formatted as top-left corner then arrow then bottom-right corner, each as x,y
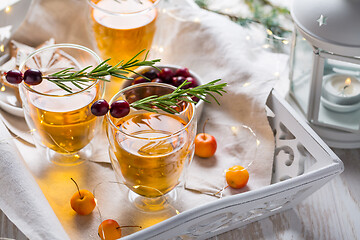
289,0 -> 360,148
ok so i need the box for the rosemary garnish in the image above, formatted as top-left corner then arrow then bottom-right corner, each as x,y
44,50 -> 160,93
130,79 -> 227,114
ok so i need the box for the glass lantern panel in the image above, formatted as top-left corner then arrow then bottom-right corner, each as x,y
289,29 -> 314,115
317,57 -> 360,132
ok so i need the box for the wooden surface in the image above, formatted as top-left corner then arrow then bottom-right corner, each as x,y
210,148 -> 360,240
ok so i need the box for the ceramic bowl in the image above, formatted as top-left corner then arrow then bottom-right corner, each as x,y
123,64 -> 204,117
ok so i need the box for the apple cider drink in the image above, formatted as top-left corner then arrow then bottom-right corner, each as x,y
89,0 -> 159,100
19,44 -> 104,165
28,87 -> 99,154
90,0 -> 158,66
107,83 -> 196,200
114,112 -> 189,198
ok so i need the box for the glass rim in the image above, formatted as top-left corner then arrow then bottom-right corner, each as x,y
88,0 -> 161,16
19,43 -> 102,98
106,82 -> 196,140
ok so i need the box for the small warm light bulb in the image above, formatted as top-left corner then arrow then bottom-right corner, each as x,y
266,29 -> 273,36
345,78 -> 351,86
243,82 -> 251,87
193,17 -> 200,23
231,126 -> 238,135
0,44 -> 4,52
0,85 -> 5,92
5,6 -> 11,13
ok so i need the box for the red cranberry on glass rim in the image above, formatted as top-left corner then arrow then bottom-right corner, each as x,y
5,70 -> 23,84
90,99 -> 130,118
5,68 -> 43,85
91,99 -> 109,116
24,69 -> 43,85
110,100 -> 130,118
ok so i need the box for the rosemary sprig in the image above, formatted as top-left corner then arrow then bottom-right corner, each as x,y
44,50 -> 160,93
130,79 -> 227,114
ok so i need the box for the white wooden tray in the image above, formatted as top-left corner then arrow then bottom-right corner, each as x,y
121,89 -> 344,240
0,89 -> 343,239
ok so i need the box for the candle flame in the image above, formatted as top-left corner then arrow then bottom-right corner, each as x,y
345,78 -> 351,86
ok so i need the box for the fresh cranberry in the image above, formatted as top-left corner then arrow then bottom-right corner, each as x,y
132,77 -> 149,85
158,68 -> 174,83
24,69 -> 42,85
172,76 -> 187,87
143,69 -> 158,80
151,78 -> 163,83
5,70 -> 23,84
110,100 -> 130,118
175,68 -> 191,78
183,77 -> 198,89
91,99 -> 109,116
191,96 -> 200,103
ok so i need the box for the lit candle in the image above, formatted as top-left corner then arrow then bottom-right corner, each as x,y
322,74 -> 360,105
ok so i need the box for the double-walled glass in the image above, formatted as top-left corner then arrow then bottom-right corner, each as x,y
106,83 -> 196,211
88,0 -> 161,100
19,44 -> 104,166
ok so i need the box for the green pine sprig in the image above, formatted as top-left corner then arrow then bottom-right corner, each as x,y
44,50 -> 160,93
130,79 -> 227,114
195,0 -> 291,38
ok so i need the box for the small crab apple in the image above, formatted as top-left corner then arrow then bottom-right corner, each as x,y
98,219 -> 141,240
225,165 -> 249,189
195,133 -> 217,158
194,120 -> 217,158
98,219 -> 122,240
70,178 -> 96,215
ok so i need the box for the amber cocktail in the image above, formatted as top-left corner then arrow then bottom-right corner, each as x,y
88,0 -> 160,100
19,44 -> 104,165
106,83 -> 196,210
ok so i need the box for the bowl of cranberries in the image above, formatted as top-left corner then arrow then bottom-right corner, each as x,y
124,65 -> 204,116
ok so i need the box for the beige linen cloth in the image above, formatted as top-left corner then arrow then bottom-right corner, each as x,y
0,0 -> 288,238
